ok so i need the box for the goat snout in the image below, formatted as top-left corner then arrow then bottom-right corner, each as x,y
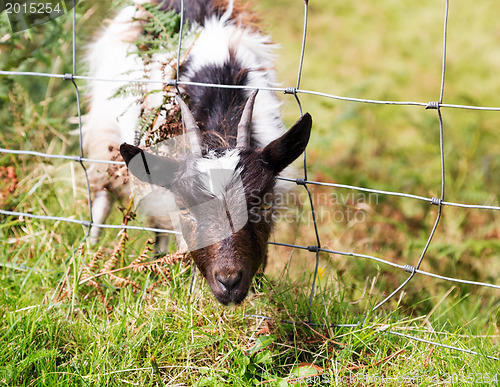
209,266 -> 249,305
215,270 -> 242,293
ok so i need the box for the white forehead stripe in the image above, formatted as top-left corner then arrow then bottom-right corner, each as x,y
196,149 -> 241,173
196,149 -> 242,194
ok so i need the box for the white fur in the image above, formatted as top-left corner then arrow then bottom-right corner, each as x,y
196,149 -> 242,193
197,149 -> 241,174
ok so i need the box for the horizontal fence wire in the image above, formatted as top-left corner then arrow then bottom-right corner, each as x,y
4,69 -> 500,111
1,0 -> 499,362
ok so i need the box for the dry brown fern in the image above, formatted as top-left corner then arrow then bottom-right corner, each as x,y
109,273 -> 141,293
89,279 -> 113,312
157,250 -> 187,266
101,231 -> 129,273
147,279 -> 166,293
88,246 -> 106,272
130,238 -> 155,271
70,224 -> 192,303
81,246 -> 107,284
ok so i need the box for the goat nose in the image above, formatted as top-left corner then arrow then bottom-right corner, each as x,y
215,271 -> 242,292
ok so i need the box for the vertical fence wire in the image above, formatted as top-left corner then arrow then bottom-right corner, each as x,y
291,0 -> 322,323
69,0 -> 93,238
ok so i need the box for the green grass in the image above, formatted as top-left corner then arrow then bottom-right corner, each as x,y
1,0 -> 500,385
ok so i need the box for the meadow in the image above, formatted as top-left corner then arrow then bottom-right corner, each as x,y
1,0 -> 499,385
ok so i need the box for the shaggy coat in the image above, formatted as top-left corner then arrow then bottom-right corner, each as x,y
84,0 -> 311,305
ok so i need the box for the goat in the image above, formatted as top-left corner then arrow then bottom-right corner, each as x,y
83,0 -> 312,305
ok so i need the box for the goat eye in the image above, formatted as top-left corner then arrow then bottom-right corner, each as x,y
260,201 -> 273,211
178,206 -> 190,216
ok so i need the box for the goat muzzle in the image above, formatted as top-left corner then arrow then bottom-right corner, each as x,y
209,266 -> 250,305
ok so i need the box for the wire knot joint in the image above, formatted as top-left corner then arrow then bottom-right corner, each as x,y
403,264 -> 416,274
307,245 -> 319,253
295,178 -> 306,186
284,87 -> 297,95
63,73 -> 74,81
430,197 -> 442,206
426,101 -> 440,110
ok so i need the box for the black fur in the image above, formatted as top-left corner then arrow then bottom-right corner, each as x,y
154,0 -> 225,26
120,143 -> 180,188
182,58 -> 250,150
261,113 -> 312,174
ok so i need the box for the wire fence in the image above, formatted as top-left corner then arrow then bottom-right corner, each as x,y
1,0 -> 499,361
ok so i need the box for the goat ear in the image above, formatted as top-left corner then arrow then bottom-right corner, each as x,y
120,143 -> 180,187
261,113 -> 312,174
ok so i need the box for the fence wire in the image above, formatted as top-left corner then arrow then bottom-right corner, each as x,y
1,0 -> 499,362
